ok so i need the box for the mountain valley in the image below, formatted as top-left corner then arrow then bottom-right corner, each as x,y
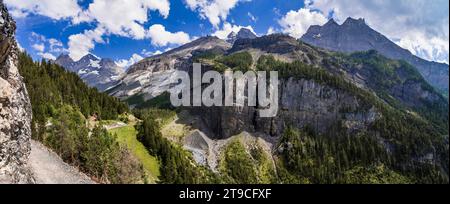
1,0 -> 449,184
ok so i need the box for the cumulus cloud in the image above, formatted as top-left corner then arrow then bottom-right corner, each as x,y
30,32 -> 46,42
4,0 -> 83,20
116,49 -> 167,68
116,53 -> 144,68
154,50 -> 164,55
212,22 -> 256,39
28,32 -> 59,60
141,49 -> 163,57
38,52 -> 57,61
6,0 -> 174,60
184,0 -> 250,28
68,27 -> 106,61
397,33 -> 449,64
29,32 -> 67,58
147,24 -> 191,47
141,49 -> 153,57
66,0 -> 181,60
266,27 -> 276,35
48,38 -> 66,53
78,0 -> 171,40
305,0 -> 450,64
8,9 -> 28,19
32,43 -> 45,52
279,8 -> 328,38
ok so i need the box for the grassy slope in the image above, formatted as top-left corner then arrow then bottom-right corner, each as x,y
109,125 -> 160,183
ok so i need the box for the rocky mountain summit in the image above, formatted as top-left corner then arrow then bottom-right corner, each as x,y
227,28 -> 257,44
55,54 -> 124,91
0,1 -> 34,184
195,34 -> 447,138
301,17 -> 449,94
113,29 -> 448,182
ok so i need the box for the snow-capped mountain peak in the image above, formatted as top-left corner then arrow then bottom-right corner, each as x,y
55,54 -> 124,91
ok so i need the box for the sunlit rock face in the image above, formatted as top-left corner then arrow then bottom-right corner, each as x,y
0,1 -> 34,184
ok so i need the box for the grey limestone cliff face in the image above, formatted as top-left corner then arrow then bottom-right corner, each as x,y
0,1 -> 34,184
191,78 -> 379,139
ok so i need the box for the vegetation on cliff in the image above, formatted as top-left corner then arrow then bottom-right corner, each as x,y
134,109 -> 221,184
191,51 -> 449,183
18,53 -> 146,183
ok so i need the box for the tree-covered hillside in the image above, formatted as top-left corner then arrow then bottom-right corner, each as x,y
190,50 -> 449,183
18,53 -> 128,123
18,53 -> 146,183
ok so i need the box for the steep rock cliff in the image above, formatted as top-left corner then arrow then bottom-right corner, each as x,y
191,78 -> 379,139
0,1 -> 34,184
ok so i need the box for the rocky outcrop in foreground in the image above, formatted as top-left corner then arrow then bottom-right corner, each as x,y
0,1 -> 34,184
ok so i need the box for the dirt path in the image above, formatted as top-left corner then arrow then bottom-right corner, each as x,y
29,140 -> 95,184
103,121 -> 127,130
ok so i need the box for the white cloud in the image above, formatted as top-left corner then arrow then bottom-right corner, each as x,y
38,52 -> 57,60
8,9 -> 28,19
116,53 -> 144,68
212,22 -> 256,39
48,39 -> 62,48
147,24 -> 191,47
267,27 -> 276,35
184,0 -> 250,28
6,0 -> 173,60
4,0 -> 83,21
16,41 -> 25,52
32,44 -> 45,52
248,12 -> 257,22
66,0 -> 172,59
29,32 -> 68,58
68,27 -> 106,61
397,33 -> 449,64
141,49 -> 163,57
141,49 -> 153,57
305,0 -> 449,64
79,0 -> 171,40
279,8 -> 328,38
48,38 -> 66,53
30,32 -> 47,42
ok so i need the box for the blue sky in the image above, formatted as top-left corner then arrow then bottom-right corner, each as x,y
5,0 -> 449,66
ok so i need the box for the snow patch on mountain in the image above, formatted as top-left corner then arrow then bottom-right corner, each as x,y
89,59 -> 101,69
55,54 -> 125,91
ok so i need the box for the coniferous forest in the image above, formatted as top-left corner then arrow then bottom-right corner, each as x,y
1,0 -> 449,194
18,53 -> 145,183
17,49 -> 449,184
